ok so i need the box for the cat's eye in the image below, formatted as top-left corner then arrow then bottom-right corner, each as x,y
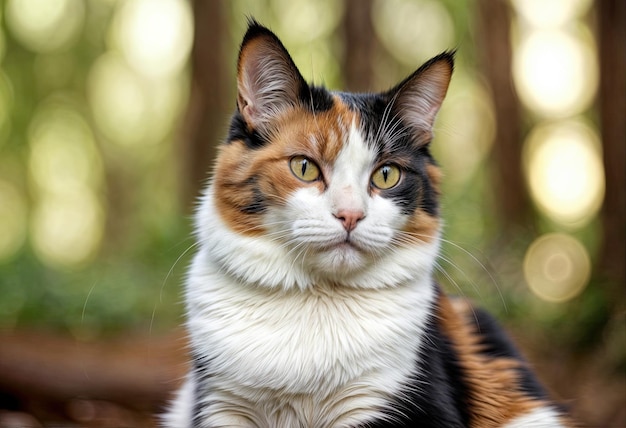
290,156 -> 321,182
371,165 -> 401,190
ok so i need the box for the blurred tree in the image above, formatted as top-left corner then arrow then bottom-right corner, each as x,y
475,0 -> 531,236
341,0 -> 376,92
181,0 -> 231,211
597,0 -> 626,294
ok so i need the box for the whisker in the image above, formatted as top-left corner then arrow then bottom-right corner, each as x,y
81,281 -> 97,327
150,240 -> 199,335
438,236 -> 506,312
436,252 -> 484,300
392,230 -> 505,311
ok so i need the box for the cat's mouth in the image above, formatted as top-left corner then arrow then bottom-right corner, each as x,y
337,239 -> 356,250
313,235 -> 361,254
331,235 -> 365,253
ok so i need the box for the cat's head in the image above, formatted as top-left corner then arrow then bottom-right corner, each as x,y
201,21 -> 453,290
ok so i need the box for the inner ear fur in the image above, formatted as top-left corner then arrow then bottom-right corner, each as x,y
388,51 -> 455,144
236,22 -> 307,133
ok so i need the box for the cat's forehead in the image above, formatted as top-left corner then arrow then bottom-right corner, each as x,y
271,93 -> 372,163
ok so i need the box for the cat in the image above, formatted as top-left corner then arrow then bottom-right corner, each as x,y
163,21 -> 572,428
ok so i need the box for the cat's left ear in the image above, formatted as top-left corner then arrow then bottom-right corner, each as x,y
236,21 -> 307,134
389,52 -> 454,144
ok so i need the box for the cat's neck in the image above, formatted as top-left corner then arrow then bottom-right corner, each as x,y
194,186 -> 441,292
184,217 -> 438,420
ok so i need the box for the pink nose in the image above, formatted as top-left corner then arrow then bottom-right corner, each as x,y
334,209 -> 365,232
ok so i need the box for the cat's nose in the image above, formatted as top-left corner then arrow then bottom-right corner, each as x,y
334,209 -> 365,232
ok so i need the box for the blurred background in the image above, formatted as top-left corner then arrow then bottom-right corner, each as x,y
0,0 -> 623,426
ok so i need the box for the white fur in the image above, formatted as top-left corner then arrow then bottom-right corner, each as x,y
162,377 -> 194,427
503,406 -> 567,428
164,126 -> 441,427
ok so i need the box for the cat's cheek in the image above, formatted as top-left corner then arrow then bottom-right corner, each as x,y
352,196 -> 407,248
402,209 -> 441,244
263,187 -> 334,239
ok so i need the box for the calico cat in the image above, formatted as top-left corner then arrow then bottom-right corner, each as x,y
163,21 -> 572,428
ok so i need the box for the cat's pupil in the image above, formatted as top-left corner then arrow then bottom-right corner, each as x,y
301,160 -> 308,176
382,166 -> 389,182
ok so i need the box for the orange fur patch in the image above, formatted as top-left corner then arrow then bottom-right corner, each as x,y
402,209 -> 440,244
439,296 -> 571,427
213,99 -> 359,236
395,162 -> 442,245
426,163 -> 443,196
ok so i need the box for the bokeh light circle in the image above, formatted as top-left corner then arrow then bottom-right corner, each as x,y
87,53 -> 149,146
27,101 -> 104,268
523,120 -> 604,227
272,0 -> 342,44
29,105 -> 103,194
30,191 -> 104,268
511,0 -> 593,28
113,0 -> 193,79
523,233 -> 591,302
373,0 -> 454,67
87,52 -> 185,148
5,0 -> 84,53
513,28 -> 597,117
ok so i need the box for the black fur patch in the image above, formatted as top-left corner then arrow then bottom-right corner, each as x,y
191,353 -> 213,428
227,111 -> 268,149
381,145 -> 439,217
301,84 -> 335,113
240,178 -> 267,214
337,92 -> 387,141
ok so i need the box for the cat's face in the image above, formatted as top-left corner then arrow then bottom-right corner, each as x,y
207,22 -> 453,286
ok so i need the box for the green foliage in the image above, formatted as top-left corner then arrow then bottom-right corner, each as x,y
0,220 -> 190,335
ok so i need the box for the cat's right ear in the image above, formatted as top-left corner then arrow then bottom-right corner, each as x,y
236,21 -> 307,133
388,51 -> 454,145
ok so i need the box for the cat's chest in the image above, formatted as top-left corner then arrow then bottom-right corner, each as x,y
186,257 -> 435,401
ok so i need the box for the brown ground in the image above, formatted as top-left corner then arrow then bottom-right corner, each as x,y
0,329 -> 623,427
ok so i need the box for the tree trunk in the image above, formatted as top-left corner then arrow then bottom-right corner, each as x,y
341,0 -> 376,92
597,0 -> 626,292
475,0 -> 531,235
180,1 -> 231,211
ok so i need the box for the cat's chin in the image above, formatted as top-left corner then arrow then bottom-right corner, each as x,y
309,242 -> 370,275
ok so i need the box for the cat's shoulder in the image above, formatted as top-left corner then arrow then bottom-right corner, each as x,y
438,294 -> 551,398
409,292 -> 576,427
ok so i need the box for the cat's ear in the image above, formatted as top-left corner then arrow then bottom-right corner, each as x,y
236,21 -> 307,132
389,52 -> 454,144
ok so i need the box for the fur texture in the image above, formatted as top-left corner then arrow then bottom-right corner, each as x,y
163,21 -> 571,428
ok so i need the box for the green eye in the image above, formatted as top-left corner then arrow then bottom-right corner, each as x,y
371,165 -> 401,190
290,156 -> 321,182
